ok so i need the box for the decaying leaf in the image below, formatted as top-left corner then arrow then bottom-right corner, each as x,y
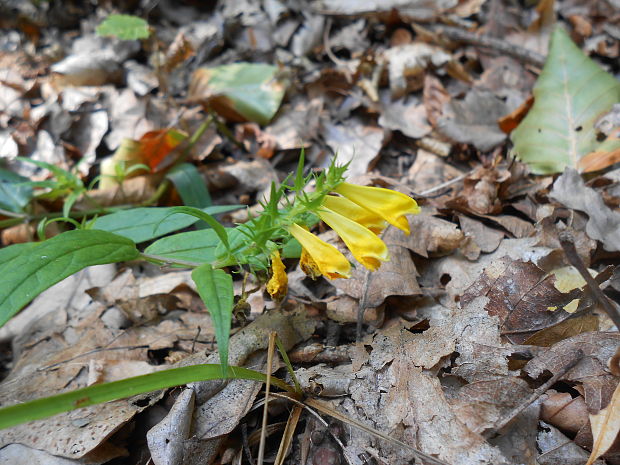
550,168 -> 620,251
188,63 -> 287,125
511,27 -> 620,174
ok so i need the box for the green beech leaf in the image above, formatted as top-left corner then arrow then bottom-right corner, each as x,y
192,264 -> 234,372
92,205 -> 238,243
511,27 -> 620,174
96,14 -> 150,40
166,163 -> 212,208
0,364 -> 293,430
189,63 -> 287,125
0,230 -> 139,327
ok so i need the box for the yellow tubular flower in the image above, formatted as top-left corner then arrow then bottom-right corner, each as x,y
266,251 -> 288,300
321,195 -> 387,234
288,223 -> 351,279
334,182 -> 420,235
317,207 -> 389,271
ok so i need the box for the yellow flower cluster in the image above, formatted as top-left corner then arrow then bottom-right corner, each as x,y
267,183 -> 420,298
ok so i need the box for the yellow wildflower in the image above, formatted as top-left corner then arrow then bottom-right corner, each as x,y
317,206 -> 389,271
334,182 -> 420,235
321,195 -> 387,234
266,250 -> 288,300
287,223 -> 351,279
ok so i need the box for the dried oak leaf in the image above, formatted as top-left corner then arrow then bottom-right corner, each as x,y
526,332 -> 620,413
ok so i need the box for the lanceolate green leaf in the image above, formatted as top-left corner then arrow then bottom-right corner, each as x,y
192,264 -> 234,371
0,364 -> 293,430
166,163 -> 212,208
144,229 -> 225,263
0,230 -> 139,327
0,168 -> 32,213
511,27 -> 620,174
92,205 -> 238,243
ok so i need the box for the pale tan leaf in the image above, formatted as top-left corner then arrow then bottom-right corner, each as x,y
586,381 -> 620,465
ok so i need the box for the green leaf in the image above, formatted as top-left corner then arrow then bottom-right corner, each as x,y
96,14 -> 150,40
189,63 -> 287,125
0,230 -> 139,327
92,205 -> 238,243
166,206 -> 230,251
0,364 -> 293,430
144,229 -> 225,263
0,168 -> 33,213
0,242 -> 37,267
511,27 -> 620,174
166,163 -> 212,208
192,264 -> 234,372
281,238 -> 301,259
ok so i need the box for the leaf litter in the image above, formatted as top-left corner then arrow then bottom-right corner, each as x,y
0,1 -> 619,465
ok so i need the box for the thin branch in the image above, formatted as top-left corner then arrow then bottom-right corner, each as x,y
559,231 -> 620,329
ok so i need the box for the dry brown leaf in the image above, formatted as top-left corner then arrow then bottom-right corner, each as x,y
462,257 -> 585,343
423,73 -> 450,128
323,118 -> 384,178
541,392 -> 589,435
526,332 -> 620,412
550,168 -> 620,251
524,314 -> 599,347
586,381 -> 620,465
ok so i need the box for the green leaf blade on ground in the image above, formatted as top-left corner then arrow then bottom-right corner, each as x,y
511,27 -> 620,174
91,205 -> 239,243
0,230 -> 139,327
96,14 -> 150,40
0,364 -> 292,430
192,264 -> 234,372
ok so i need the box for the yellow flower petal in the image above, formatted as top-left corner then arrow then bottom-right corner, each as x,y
334,182 -> 420,235
318,207 -> 389,271
266,250 -> 288,300
321,195 -> 387,234
300,248 -> 322,280
288,223 -> 351,279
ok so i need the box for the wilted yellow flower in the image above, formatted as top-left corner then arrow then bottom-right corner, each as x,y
317,206 -> 389,271
266,250 -> 288,300
287,223 -> 351,279
334,182 -> 420,235
321,195 -> 387,234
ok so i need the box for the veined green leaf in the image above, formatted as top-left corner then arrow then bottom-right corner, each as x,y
0,230 -> 139,327
0,364 -> 293,430
192,264 -> 234,372
511,27 -> 620,174
92,205 -> 239,243
0,242 -> 38,267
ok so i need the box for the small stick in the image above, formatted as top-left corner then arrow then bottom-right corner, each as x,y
431,24 -> 546,68
559,231 -> 620,329
482,349 -> 584,438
